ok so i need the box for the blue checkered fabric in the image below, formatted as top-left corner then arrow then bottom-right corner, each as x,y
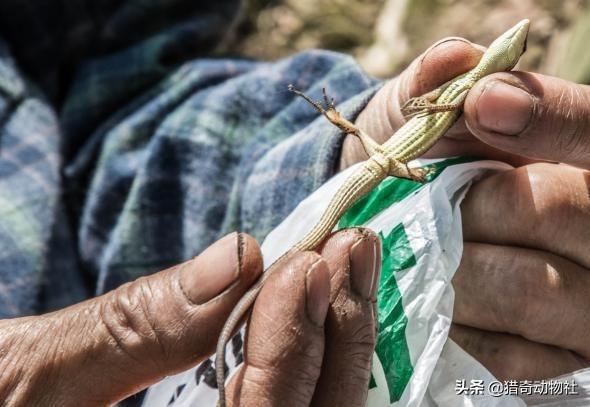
0,1 -> 380,317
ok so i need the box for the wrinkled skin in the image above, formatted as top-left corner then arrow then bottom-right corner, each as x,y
351,37 -> 590,380
0,229 -> 380,406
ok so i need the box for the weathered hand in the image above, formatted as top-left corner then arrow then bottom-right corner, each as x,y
343,37 -> 536,169
463,66 -> 590,169
225,228 -> 380,406
454,49 -> 590,379
454,162 -> 590,380
0,228 -> 379,406
350,33 -> 590,169
0,232 -> 263,405
352,35 -> 590,381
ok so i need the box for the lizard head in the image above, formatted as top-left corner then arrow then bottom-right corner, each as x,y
471,19 -> 530,78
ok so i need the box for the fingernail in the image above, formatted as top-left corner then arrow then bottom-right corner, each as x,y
306,260 -> 330,326
180,232 -> 240,305
350,237 -> 381,301
476,80 -> 533,135
427,37 -> 474,54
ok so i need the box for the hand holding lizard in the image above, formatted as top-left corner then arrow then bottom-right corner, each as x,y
352,33 -> 590,381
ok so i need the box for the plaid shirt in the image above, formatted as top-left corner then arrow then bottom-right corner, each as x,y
0,1 -> 379,317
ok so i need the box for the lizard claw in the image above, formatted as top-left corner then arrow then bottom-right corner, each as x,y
407,167 -> 431,183
389,162 -> 432,183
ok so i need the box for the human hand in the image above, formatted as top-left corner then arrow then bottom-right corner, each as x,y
347,32 -> 590,170
0,228 -> 380,406
453,162 -> 590,380
0,232 -> 263,405
451,36 -> 590,379
350,35 -> 590,381
225,228 -> 380,406
341,37 -> 529,170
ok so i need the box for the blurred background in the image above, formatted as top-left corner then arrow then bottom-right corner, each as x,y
226,0 -> 590,83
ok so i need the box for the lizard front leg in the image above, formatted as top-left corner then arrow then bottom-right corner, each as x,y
288,85 -> 383,157
402,86 -> 468,118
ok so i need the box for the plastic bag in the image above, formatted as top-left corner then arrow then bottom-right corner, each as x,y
144,158 -> 590,406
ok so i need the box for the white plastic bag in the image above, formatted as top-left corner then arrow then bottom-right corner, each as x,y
144,158 -> 590,406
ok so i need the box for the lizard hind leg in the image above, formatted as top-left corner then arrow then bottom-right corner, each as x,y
388,160 -> 431,183
405,166 -> 431,183
355,129 -> 383,156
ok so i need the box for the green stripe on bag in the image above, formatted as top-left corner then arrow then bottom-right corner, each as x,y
338,157 -> 477,402
376,224 -> 415,402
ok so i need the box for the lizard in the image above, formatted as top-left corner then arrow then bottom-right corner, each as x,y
215,19 -> 530,406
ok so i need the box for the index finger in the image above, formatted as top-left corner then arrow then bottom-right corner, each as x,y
461,162 -> 590,269
225,252 -> 331,407
311,228 -> 380,407
349,38 -> 534,169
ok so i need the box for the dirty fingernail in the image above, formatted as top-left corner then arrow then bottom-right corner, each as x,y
476,80 -> 533,135
350,237 -> 381,300
306,260 -> 331,326
180,232 -> 240,305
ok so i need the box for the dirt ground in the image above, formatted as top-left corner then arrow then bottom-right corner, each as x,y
227,0 -> 590,83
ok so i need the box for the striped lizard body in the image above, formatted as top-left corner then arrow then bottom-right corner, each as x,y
216,19 -> 530,406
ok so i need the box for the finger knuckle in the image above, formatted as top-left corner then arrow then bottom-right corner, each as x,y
503,267 -> 532,321
290,251 -> 322,269
551,85 -> 590,160
98,278 -> 168,363
491,347 -> 529,381
289,324 -> 325,364
346,322 -> 376,350
518,164 -> 579,234
242,366 -> 316,404
242,327 -> 323,402
505,256 -> 565,340
338,322 -> 376,373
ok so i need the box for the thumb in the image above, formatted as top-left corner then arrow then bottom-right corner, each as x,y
464,71 -> 590,168
0,232 -> 262,406
341,37 -> 483,169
